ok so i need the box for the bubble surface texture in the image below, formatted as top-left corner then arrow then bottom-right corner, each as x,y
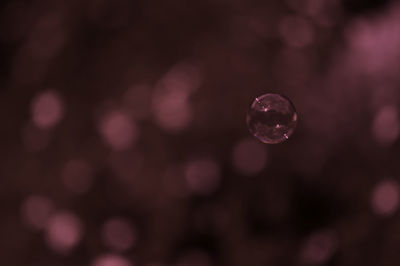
247,93 -> 297,144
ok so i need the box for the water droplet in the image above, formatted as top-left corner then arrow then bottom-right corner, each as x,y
247,93 -> 297,144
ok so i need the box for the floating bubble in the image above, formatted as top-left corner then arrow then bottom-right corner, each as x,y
247,93 -> 297,144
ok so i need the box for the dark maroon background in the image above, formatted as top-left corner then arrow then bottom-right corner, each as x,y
1,0 -> 400,265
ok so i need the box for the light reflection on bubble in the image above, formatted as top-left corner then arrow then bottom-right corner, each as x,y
61,159 -> 94,195
31,90 -> 64,129
92,254 -> 132,266
371,179 -> 400,216
21,195 -> 54,230
184,158 -> 221,196
99,110 -> 138,151
278,15 -> 314,48
371,105 -> 400,146
101,218 -> 137,252
45,211 -> 83,254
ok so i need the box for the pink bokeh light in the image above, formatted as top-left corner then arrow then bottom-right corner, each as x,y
158,63 -> 202,94
278,15 -> 314,49
99,110 -> 138,151
45,211 -> 83,254
299,230 -> 337,265
345,6 -> 400,76
31,90 -> 64,129
21,195 -> 54,230
92,254 -> 133,266
152,87 -> 192,133
286,0 -> 338,27
3,0 -> 399,265
371,105 -> 400,146
27,14 -> 67,60
371,179 -> 400,216
101,217 -> 137,252
152,63 -> 201,133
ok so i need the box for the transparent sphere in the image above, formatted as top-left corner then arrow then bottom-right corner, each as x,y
247,93 -> 297,144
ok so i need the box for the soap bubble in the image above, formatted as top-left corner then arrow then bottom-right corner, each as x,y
247,93 -> 297,144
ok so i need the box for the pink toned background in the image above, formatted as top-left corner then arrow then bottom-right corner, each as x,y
1,0 -> 400,265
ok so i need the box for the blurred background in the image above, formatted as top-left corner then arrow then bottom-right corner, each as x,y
1,0 -> 400,265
